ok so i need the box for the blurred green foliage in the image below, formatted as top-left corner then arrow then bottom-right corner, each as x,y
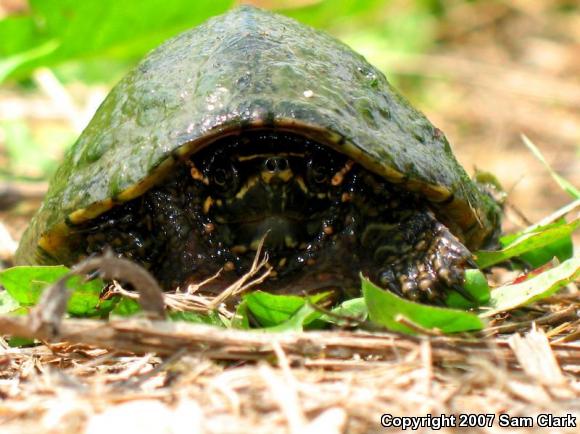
0,0 -> 234,81
1,0 -> 446,83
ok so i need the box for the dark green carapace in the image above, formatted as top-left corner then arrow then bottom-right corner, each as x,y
16,7 -> 501,303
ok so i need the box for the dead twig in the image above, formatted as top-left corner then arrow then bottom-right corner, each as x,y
482,305 -> 579,336
29,254 -> 166,339
0,315 -> 578,370
0,182 -> 47,210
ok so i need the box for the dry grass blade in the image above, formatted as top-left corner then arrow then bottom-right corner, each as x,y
106,239 -> 271,318
483,305 -> 578,336
509,326 -> 566,386
205,233 -> 272,310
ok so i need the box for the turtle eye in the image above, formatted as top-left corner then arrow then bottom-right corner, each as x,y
307,158 -> 330,186
210,160 -> 239,193
310,166 -> 328,183
213,168 -> 228,186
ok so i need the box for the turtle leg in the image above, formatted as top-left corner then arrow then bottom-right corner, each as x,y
80,204 -> 154,263
361,210 -> 474,303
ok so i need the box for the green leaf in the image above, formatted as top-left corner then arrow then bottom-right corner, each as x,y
518,235 -> 573,268
110,297 -> 141,316
480,256 -> 580,318
321,297 -> 368,325
230,300 -> 251,329
244,291 -> 306,327
243,290 -> 329,328
521,134 -> 580,199
263,303 -> 320,332
0,265 -> 113,316
0,0 -> 234,81
475,218 -> 579,268
110,295 -> 225,327
445,269 -> 490,309
511,201 -> 579,268
169,310 -> 224,327
8,337 -> 36,347
362,276 -> 485,334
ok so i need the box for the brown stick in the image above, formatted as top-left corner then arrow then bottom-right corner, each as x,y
1,315 -> 578,368
28,254 -> 166,339
0,182 -> 47,210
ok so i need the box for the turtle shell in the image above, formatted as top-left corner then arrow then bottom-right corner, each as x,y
16,6 -> 501,266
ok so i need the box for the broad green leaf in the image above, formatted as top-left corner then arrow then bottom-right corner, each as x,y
445,269 -> 490,309
321,297 -> 368,325
487,203 -> 579,269
263,304 -> 320,332
0,265 -> 112,316
362,276 -> 485,334
522,134 -> 580,199
111,295 -> 229,327
480,256 -> 580,318
244,291 -> 306,327
518,235 -> 573,268
244,290 -> 330,328
0,16 -> 39,55
0,0 -> 233,81
476,219 -> 579,268
0,266 -> 69,306
530,200 -> 580,229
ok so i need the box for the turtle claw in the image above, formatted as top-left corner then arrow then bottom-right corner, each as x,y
466,257 -> 479,269
368,210 -> 475,304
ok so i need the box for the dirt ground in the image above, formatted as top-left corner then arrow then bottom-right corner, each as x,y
395,1 -> 579,229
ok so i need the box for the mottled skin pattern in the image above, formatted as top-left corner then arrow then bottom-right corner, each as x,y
77,132 -> 473,303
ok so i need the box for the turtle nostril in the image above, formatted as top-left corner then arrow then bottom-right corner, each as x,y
277,158 -> 289,171
264,157 -> 289,173
265,158 -> 277,172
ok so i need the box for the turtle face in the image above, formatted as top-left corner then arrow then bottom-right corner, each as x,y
192,134 -> 347,253
176,132 -> 363,294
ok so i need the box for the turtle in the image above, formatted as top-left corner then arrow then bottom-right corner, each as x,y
15,6 -> 501,304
